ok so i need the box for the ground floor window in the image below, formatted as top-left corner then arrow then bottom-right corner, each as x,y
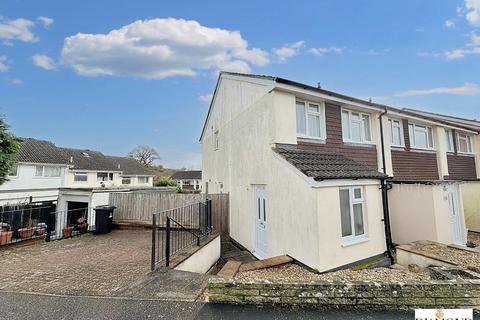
339,186 -> 365,240
122,176 -> 131,185
138,176 -> 150,184
74,172 -> 88,182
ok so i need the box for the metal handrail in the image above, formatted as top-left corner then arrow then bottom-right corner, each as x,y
167,216 -> 201,245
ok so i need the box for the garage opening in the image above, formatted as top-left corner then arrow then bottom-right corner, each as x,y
67,201 -> 89,228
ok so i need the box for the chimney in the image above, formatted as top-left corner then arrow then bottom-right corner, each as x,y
69,156 -> 73,163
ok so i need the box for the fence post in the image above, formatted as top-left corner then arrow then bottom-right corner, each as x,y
165,217 -> 171,267
151,213 -> 157,271
207,199 -> 212,234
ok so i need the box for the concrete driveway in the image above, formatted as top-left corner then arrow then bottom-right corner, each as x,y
0,230 -> 152,296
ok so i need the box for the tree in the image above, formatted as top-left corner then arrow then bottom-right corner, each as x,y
128,145 -> 160,167
0,117 -> 19,185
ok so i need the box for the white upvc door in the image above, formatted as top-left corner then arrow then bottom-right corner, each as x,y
253,185 -> 267,259
447,184 -> 464,245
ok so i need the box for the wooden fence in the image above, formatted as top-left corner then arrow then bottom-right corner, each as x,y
109,191 -> 229,237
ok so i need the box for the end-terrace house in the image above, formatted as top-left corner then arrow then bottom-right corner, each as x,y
201,72 -> 391,272
201,72 -> 480,272
171,170 -> 202,192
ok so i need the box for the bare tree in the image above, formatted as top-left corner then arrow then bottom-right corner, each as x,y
128,146 -> 160,167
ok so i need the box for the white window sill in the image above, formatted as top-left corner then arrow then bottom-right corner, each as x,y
297,136 -> 326,144
341,236 -> 369,247
390,144 -> 405,149
409,147 -> 436,153
343,141 -> 376,147
457,152 -> 475,156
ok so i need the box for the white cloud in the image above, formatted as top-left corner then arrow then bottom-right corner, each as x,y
272,40 -> 305,62
198,94 -> 213,102
465,0 -> 480,27
445,32 -> 480,59
308,46 -> 343,56
32,54 -> 57,70
161,150 -> 202,169
444,20 -> 455,28
395,83 -> 480,97
60,18 -> 269,79
0,18 -> 37,42
0,55 -> 11,72
367,48 -> 391,56
10,78 -> 22,85
37,16 -> 54,28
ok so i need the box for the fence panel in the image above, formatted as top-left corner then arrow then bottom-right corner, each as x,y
209,194 -> 229,238
109,191 -> 206,223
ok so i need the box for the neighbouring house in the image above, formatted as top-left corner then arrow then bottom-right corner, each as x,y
200,72 -> 480,272
171,170 -> 202,192
0,138 -> 155,234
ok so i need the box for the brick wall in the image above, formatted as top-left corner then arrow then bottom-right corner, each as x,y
208,278 -> 480,310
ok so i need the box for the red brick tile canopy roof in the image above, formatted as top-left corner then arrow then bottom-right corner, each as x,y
274,144 -> 386,180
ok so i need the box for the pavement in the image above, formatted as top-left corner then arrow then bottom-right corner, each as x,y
0,291 -> 420,320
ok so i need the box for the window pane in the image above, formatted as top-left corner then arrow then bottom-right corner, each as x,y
342,111 -> 350,140
354,188 -> 362,199
339,190 -> 352,237
467,136 -> 472,152
296,102 -> 306,135
393,125 -> 401,145
75,173 -> 88,182
44,166 -> 61,177
353,203 -> 364,236
308,114 -> 321,137
362,115 -> 371,141
97,172 -> 108,181
459,136 -> 468,152
414,127 -> 428,148
351,121 -> 362,142
445,130 -> 453,152
308,104 -> 319,113
408,124 -> 414,145
35,166 -> 43,176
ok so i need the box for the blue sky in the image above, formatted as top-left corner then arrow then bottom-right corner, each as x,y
0,0 -> 479,168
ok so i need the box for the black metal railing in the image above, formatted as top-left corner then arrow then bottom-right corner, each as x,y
46,207 -> 92,241
0,204 -> 55,246
151,199 -> 212,271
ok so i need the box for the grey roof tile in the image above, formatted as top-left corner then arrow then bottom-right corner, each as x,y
274,144 -> 385,180
171,170 -> 202,180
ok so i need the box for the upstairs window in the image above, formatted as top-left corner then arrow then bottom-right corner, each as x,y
457,133 -> 473,153
408,123 -> 434,150
296,100 -> 325,139
342,109 -> 371,143
74,172 -> 88,182
339,187 -> 365,240
445,129 -> 454,152
97,172 -> 114,182
35,165 -> 61,177
388,119 -> 404,147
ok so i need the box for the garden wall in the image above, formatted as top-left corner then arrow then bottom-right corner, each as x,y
207,278 -> 480,310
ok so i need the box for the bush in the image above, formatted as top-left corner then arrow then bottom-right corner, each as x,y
154,178 -> 178,187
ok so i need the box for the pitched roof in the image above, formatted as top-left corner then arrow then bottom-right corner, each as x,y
274,144 -> 385,180
15,138 -> 70,165
15,138 -> 154,175
171,170 -> 202,180
105,156 -> 154,175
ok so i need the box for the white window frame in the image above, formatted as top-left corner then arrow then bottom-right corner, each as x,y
408,123 -> 434,150
445,129 -> 454,153
74,172 -> 88,182
457,132 -> 474,154
341,108 -> 373,144
296,99 -> 326,140
34,165 -> 61,178
97,172 -> 113,182
121,176 -> 132,185
388,119 -> 404,147
339,186 -> 367,244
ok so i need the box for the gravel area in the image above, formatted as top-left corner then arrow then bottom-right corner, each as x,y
408,241 -> 480,270
235,264 -> 431,283
468,231 -> 480,245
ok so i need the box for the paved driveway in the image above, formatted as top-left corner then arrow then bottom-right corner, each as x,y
0,230 -> 151,296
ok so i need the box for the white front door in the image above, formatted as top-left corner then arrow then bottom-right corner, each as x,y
253,185 -> 267,259
447,184 -> 464,245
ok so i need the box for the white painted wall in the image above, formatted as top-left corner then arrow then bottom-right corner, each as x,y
463,181 -> 480,232
174,235 -> 221,273
202,75 -> 387,272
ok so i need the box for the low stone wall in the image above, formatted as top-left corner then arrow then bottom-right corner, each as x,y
208,278 -> 480,310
